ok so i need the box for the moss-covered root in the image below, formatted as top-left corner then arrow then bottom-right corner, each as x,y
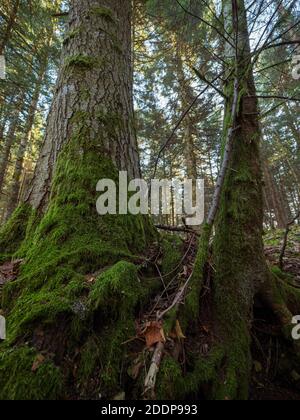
156,337 -> 250,400
0,204 -> 33,257
0,346 -> 63,400
0,261 -> 158,400
259,270 -> 300,340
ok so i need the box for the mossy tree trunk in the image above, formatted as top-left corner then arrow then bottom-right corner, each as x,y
202,0 -> 266,399
0,0 -> 156,400
163,0 -> 300,401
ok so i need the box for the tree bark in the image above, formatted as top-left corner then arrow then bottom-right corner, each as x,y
26,0 -> 140,212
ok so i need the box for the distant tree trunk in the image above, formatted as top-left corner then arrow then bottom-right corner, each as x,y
5,59 -> 47,220
0,0 -> 20,55
26,0 -> 140,212
263,160 -> 288,228
0,92 -> 24,194
175,43 -> 198,182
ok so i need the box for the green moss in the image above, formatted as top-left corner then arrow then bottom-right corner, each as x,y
0,113 -> 156,399
77,335 -> 102,394
0,346 -> 63,400
161,235 -> 183,278
63,28 -> 82,45
90,6 -> 116,23
181,224 -> 212,327
156,356 -> 183,399
89,261 -> 153,396
0,204 -> 33,256
156,347 -> 225,400
64,54 -> 97,71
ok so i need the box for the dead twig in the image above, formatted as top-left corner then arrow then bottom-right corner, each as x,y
143,341 -> 165,398
155,224 -> 200,236
279,211 -> 300,270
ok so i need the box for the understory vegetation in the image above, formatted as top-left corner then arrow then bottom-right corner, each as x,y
0,0 -> 299,401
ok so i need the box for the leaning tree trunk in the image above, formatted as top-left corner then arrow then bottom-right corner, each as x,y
0,0 -> 155,400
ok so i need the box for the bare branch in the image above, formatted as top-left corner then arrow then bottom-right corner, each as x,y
152,71 -> 225,179
175,0 -> 236,49
52,12 -> 69,18
192,67 -> 227,99
252,95 -> 300,102
262,40 -> 300,51
155,224 -> 200,236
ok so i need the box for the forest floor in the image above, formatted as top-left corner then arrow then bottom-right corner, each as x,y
0,226 -> 299,400
250,226 -> 300,400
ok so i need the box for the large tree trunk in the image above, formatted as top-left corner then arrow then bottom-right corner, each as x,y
0,0 -> 155,400
26,0 -> 140,212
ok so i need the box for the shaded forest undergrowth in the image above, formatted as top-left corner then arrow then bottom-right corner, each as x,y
0,225 -> 299,400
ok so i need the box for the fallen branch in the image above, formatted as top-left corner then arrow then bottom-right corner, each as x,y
144,341 -> 165,398
157,271 -> 194,321
279,211 -> 300,270
52,12 -> 69,17
155,224 -> 200,236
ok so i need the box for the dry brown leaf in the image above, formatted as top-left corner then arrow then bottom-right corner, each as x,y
143,321 -> 165,348
31,354 -> 45,372
175,320 -> 186,339
201,325 -> 210,334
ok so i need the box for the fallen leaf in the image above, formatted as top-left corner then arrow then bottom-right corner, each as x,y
201,325 -> 210,334
143,321 -> 165,348
113,391 -> 125,400
32,354 -> 45,372
253,360 -> 262,373
0,260 -> 23,285
175,320 -> 186,339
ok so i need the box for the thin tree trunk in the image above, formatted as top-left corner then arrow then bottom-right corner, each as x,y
263,160 -> 288,228
5,59 -> 48,220
0,92 -> 24,195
